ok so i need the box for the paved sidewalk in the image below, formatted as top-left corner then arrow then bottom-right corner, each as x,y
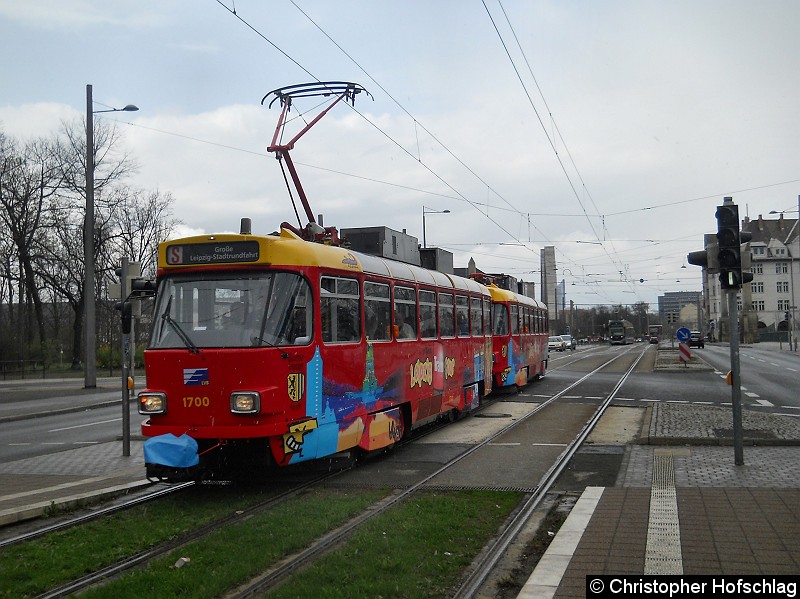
519,404 -> 800,599
0,441 -> 147,525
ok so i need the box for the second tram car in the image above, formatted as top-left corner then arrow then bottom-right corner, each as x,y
138,225 -> 511,479
487,285 -> 548,388
608,319 -> 635,345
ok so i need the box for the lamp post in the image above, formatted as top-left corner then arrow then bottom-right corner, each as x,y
421,206 -> 450,248
84,84 -> 138,388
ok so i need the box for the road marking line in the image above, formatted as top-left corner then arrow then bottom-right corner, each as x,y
518,487 -> 604,599
744,392 -> 760,398
48,418 -> 120,433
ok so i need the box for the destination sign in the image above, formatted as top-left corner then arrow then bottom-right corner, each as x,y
166,241 -> 260,265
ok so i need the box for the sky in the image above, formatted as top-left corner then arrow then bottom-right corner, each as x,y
2,0 -> 799,310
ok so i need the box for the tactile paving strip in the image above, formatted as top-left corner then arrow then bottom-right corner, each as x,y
645,453 -> 683,574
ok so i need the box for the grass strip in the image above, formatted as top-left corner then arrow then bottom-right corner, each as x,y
265,489 -> 522,598
75,488 -> 386,598
0,485 -> 296,598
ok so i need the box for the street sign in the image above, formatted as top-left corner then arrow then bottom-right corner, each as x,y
676,327 -> 691,343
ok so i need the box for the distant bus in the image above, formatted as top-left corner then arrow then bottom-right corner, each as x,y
608,319 -> 635,345
647,324 -> 663,343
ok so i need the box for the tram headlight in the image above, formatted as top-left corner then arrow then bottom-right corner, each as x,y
231,391 -> 260,414
138,392 -> 166,414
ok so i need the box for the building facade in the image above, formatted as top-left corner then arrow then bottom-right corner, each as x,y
696,210 -> 798,343
658,291 -> 702,331
742,213 -> 799,334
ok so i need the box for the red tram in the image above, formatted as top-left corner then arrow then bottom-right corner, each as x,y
487,285 -> 548,388
136,82 -> 549,480
138,225 -> 500,479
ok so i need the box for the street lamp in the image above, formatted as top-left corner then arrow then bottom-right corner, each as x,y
84,84 -> 138,388
421,206 -> 450,248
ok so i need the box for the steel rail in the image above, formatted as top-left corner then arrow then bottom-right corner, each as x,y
452,344 -> 650,598
224,344 -> 649,598
0,481 -> 193,549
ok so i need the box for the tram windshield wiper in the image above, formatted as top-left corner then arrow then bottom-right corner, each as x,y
161,296 -> 200,354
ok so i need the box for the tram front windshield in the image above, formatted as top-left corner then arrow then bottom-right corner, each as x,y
149,271 -> 311,349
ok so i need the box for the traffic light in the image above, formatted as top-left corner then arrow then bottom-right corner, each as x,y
715,198 -> 753,289
686,235 -> 719,272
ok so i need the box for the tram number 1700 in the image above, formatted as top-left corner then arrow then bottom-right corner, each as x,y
183,396 -> 211,408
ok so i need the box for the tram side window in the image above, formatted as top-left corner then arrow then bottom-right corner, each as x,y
470,297 -> 482,336
321,276 -> 361,343
483,299 -> 491,336
492,303 -> 508,335
365,281 -> 391,341
456,295 -> 470,337
393,286 -> 417,340
419,290 -> 438,339
510,304 -> 519,335
522,306 -> 530,333
439,293 -> 455,337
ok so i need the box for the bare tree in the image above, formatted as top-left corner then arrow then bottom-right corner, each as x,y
0,132 -> 64,357
32,117 -> 138,368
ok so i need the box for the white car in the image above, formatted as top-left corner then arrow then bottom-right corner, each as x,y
548,336 -> 566,352
560,334 -> 576,350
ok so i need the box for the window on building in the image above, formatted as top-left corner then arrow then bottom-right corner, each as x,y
753,300 -> 765,311
778,299 -> 790,311
752,282 -> 764,293
776,262 -> 788,274
752,246 -> 766,255
777,281 -> 789,294
754,263 -> 763,275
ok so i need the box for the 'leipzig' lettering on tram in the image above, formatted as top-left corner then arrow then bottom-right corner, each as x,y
410,358 -> 433,388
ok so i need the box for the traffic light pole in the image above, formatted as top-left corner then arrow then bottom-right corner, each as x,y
120,257 -> 131,458
727,289 -> 744,466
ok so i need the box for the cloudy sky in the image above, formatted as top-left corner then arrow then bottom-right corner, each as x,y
2,0 -> 799,309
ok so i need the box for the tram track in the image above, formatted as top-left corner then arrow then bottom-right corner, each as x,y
453,344 -> 649,598
0,482 -> 193,550
28,470 -> 345,599
9,343 -> 650,598
224,343 -> 649,598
